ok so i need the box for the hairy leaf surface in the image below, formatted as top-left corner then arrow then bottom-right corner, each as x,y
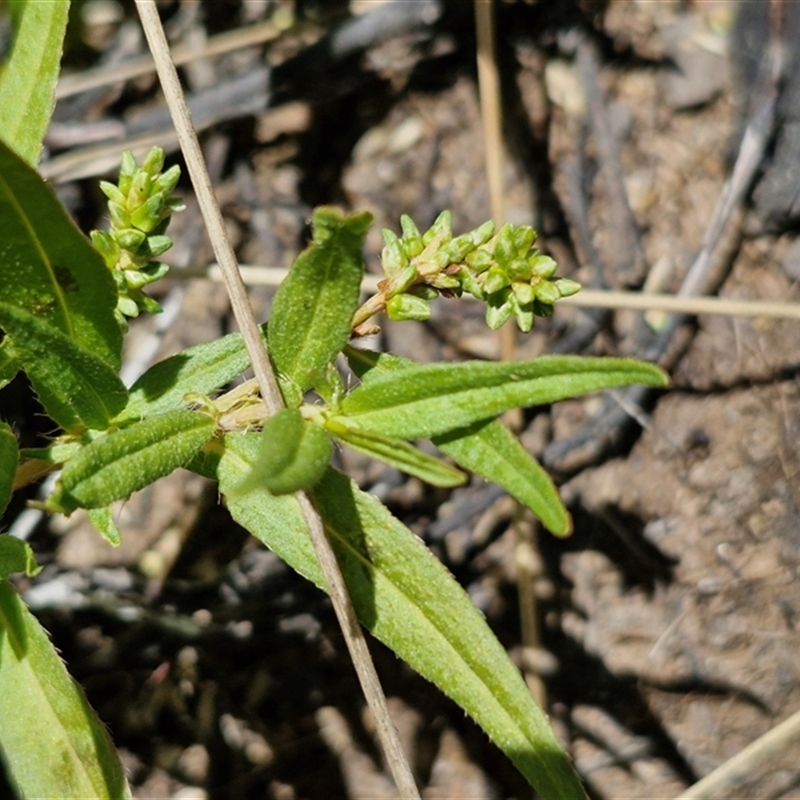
48,409 -> 215,513
268,207 -> 371,397
341,353 -> 668,439
0,0 -> 68,165
0,302 -> 127,432
201,433 -> 586,798
0,421 -> 17,517
0,580 -> 132,799
345,346 -> 571,535
0,140 -> 122,369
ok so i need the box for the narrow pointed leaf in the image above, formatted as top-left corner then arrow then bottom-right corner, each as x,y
268,207 -> 372,393
0,580 -> 132,799
0,302 -> 127,432
341,354 -> 668,440
324,416 -> 467,488
0,537 -> 40,580
201,434 -> 585,798
0,0 -> 69,165
87,507 -> 122,547
119,327 -> 263,422
47,409 -> 215,514
0,139 -> 122,369
0,421 -> 17,517
434,418 -> 571,536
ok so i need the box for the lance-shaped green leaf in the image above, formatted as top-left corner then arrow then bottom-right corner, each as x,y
435,418 -> 571,536
0,302 -> 127,432
324,416 -> 467,488
233,408 -> 332,496
87,507 -> 122,547
344,346 -> 570,535
268,207 -> 372,397
0,0 -> 68,165
0,537 -> 40,580
201,433 -> 585,798
0,421 -> 17,518
340,354 -> 668,440
0,139 -> 123,369
47,409 -> 216,514
0,580 -> 132,799
118,327 -> 264,422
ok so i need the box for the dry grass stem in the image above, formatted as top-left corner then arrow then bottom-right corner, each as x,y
134,3 -> 419,796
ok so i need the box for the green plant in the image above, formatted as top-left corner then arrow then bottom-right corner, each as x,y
0,3 -> 669,798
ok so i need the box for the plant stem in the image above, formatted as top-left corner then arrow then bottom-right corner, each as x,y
134,3 -> 420,796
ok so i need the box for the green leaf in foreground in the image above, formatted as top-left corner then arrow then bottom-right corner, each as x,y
340,353 -> 669,440
48,409 -> 216,514
202,433 -> 586,798
0,537 -> 40,580
0,580 -> 132,799
87,507 -> 122,547
344,346 -> 571,535
324,416 -> 467,488
0,0 -> 69,165
233,408 -> 332,496
0,302 -> 128,432
0,421 -> 17,517
0,139 -> 123,369
435,418 -> 571,536
268,207 -> 372,397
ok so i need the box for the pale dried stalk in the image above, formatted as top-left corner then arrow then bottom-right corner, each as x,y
134,3 -> 419,796
675,707 -> 800,800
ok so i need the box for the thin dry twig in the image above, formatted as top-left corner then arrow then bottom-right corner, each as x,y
674,707 -> 800,800
134,3 -> 419,797
183,264 -> 800,321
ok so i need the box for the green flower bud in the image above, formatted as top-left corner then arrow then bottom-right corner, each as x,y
512,225 -> 536,253
127,170 -> 152,209
512,280 -> 536,306
108,201 -> 131,230
91,230 -> 120,268
465,248 -> 493,273
154,164 -> 181,195
506,257 -> 532,282
534,280 -> 561,305
553,277 -> 581,297
443,231 -> 479,262
381,228 -> 409,276
141,235 -> 173,258
115,228 -> 147,251
141,146 -> 166,177
483,265 -> 511,295
99,181 -> 126,207
139,262 -> 170,282
530,254 -> 558,279
429,272 -> 461,290
391,264 -> 419,294
386,293 -> 431,321
117,150 -> 137,195
492,223 -> 517,267
131,193 -> 165,232
511,294 -> 535,332
117,295 -> 140,318
422,210 -> 452,245
485,290 -> 513,329
470,219 -> 495,247
456,266 -> 486,299
400,214 -> 424,257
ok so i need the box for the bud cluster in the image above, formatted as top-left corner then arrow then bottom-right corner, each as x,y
377,211 -> 580,332
90,147 -> 184,329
